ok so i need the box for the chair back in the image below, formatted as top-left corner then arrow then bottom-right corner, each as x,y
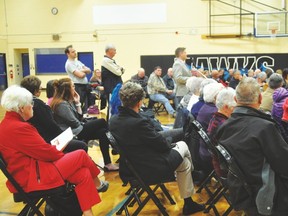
105,132 -> 143,183
215,144 -> 252,196
190,120 -> 218,156
0,154 -> 28,196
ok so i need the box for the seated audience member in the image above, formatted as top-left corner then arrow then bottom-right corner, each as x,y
225,68 -> 234,82
282,68 -> 288,89
228,70 -> 242,89
51,78 -> 118,171
211,70 -> 220,82
147,66 -> 176,117
217,77 -> 288,216
180,77 -> 204,111
110,82 -> 204,215
218,69 -> 228,87
254,68 -> 261,78
195,83 -> 224,175
247,69 -> 254,77
282,98 -> 288,122
90,69 -> 107,110
272,86 -> 288,142
20,76 -> 88,153
256,72 -> 267,92
163,68 -> 176,91
191,78 -> 217,118
201,87 -> 236,177
196,83 -> 224,131
260,73 -> 283,113
272,87 -> 288,119
0,85 -> 106,216
131,68 -> 149,94
46,79 -> 56,106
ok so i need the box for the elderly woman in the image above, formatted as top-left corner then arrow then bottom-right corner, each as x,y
191,78 -> 217,118
200,87 -> 236,176
20,75 -> 88,153
109,82 -> 204,215
196,82 -> 224,131
180,77 -> 204,110
50,78 -> 118,171
0,85 -> 104,216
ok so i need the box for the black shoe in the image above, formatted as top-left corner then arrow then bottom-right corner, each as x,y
97,180 -> 109,193
183,202 -> 205,215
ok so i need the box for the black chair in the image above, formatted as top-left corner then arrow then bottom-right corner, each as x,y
106,132 -> 175,216
190,120 -> 233,216
148,99 -> 167,115
0,154 -> 66,216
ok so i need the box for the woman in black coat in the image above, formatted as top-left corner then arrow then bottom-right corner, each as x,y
109,82 -> 204,215
20,75 -> 88,153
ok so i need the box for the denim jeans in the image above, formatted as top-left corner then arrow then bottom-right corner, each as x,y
150,93 -> 175,114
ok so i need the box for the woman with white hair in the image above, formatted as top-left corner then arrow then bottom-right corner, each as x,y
0,85 -> 105,216
200,87 -> 236,176
179,77 -> 204,110
191,78 -> 217,118
196,82 -> 224,130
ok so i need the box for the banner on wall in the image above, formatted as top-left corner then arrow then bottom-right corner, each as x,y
141,53 -> 288,76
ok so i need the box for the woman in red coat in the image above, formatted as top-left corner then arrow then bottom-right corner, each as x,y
0,85 -> 102,216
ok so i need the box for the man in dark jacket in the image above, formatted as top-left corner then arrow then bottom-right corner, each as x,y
217,77 -> 288,216
163,68 -> 176,91
101,44 -> 124,96
110,82 -> 204,215
228,70 -> 241,89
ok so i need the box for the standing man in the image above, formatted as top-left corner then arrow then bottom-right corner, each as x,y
65,45 -> 91,113
173,47 -> 192,103
101,44 -> 124,99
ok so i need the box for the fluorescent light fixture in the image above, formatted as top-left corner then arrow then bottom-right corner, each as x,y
93,3 -> 167,25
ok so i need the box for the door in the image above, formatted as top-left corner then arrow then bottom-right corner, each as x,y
0,54 -> 7,90
22,53 -> 30,77
77,52 -> 94,81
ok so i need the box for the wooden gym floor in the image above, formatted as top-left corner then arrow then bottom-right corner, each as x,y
0,91 -> 244,216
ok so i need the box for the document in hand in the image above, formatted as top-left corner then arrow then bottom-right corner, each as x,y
50,127 -> 73,151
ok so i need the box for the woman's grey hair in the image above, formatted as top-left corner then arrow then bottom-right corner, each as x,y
236,77 -> 260,105
199,78 -> 217,96
216,87 -> 236,110
105,44 -> 115,52
1,85 -> 33,113
119,82 -> 146,108
268,73 -> 284,89
186,77 -> 204,94
203,83 -> 224,103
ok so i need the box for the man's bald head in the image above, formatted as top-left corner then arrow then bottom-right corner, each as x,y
137,68 -> 145,78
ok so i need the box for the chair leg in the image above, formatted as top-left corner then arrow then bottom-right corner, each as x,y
205,187 -> 228,214
18,198 -> 44,216
196,170 -> 215,194
159,184 -> 176,205
116,188 -> 140,215
132,185 -> 168,216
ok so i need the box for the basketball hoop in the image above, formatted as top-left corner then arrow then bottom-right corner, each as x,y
270,28 -> 277,39
267,21 -> 280,39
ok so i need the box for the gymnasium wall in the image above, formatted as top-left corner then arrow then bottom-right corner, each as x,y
1,0 -> 288,86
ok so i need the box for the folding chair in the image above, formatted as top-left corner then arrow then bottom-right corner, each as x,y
148,99 -> 167,116
214,143 -> 253,216
106,132 -> 175,216
0,154 -> 66,216
190,120 -> 233,216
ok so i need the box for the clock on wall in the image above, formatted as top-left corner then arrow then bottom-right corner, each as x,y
51,7 -> 58,15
